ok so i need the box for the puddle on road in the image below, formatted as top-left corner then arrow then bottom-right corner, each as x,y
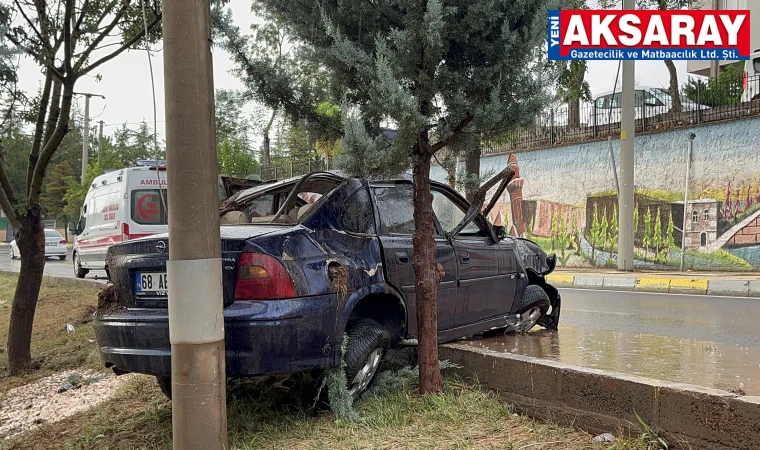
463,327 -> 760,395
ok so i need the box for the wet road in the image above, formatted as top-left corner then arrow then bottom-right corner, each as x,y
0,248 -> 108,281
464,288 -> 760,395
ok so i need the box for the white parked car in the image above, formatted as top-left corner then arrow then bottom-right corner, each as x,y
589,86 -> 708,126
742,50 -> 760,103
9,229 -> 68,260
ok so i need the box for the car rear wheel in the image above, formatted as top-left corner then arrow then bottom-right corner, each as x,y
74,253 -> 89,278
518,285 -> 551,333
345,319 -> 390,399
156,376 -> 172,400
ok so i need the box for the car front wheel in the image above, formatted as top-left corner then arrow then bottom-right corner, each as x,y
518,285 -> 551,333
345,319 -> 390,399
74,253 -> 89,278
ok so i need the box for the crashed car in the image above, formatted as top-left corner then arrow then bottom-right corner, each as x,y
95,170 -> 560,399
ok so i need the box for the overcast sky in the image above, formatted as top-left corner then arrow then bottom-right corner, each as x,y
13,4 -> 693,142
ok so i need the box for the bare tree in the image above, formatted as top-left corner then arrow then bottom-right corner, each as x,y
3,0 -> 162,374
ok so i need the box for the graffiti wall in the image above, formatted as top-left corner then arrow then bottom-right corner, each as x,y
431,116 -> 760,271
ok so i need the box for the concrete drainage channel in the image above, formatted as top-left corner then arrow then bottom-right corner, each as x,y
547,274 -> 760,297
439,343 -> 760,450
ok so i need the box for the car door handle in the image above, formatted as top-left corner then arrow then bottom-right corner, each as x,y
459,252 -> 470,264
395,252 -> 410,264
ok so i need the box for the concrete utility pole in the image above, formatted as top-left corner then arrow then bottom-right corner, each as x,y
710,0 -> 720,79
681,133 -> 695,272
73,92 -> 105,183
98,120 -> 104,165
618,0 -> 636,271
163,0 -> 227,446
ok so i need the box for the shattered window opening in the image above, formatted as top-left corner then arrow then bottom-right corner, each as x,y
340,188 -> 376,235
431,189 -> 481,235
373,185 -> 416,235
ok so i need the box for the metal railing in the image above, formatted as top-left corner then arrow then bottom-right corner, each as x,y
260,156 -> 332,180
482,73 -> 760,156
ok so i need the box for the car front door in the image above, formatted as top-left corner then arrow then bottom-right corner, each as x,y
430,188 -> 520,328
372,183 -> 458,334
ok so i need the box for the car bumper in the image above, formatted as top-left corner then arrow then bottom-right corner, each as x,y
45,247 -> 67,256
94,295 -> 339,377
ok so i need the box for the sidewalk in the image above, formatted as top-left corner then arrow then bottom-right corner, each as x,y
547,268 -> 760,297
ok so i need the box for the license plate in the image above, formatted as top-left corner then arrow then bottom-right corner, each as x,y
45,242 -> 56,246
135,273 -> 169,296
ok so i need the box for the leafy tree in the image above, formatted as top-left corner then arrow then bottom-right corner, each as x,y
63,161 -> 102,222
258,0 -> 561,393
40,161 -> 75,228
666,210 -> 676,255
609,205 -> 618,258
600,206 -> 609,253
590,203 -> 600,264
600,0 -> 694,113
684,64 -> 744,107
643,207 -> 653,260
2,0 -> 162,374
217,137 -> 259,177
634,203 -> 639,240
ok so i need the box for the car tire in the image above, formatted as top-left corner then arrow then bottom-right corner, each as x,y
344,319 -> 390,399
517,285 -> 551,333
74,253 -> 89,279
59,255 -> 66,261
156,376 -> 172,400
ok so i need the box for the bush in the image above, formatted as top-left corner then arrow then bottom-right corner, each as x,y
684,65 -> 744,107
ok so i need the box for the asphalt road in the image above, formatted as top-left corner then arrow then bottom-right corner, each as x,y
0,247 -> 108,281
468,288 -> 760,395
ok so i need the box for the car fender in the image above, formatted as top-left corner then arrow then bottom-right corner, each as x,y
336,282 -> 407,339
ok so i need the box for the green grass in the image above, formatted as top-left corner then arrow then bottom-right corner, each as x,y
0,273 -> 104,394
2,370 -> 657,450
588,189 -> 683,203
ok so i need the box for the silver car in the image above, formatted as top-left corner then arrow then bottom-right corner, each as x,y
9,229 -> 68,260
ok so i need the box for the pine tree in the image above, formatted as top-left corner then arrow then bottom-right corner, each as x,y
40,162 -> 76,229
643,207 -> 653,260
666,210 -> 676,258
590,203 -> 600,264
609,205 -> 618,258
600,206 -> 609,254
250,0 -> 562,393
634,203 -> 640,239
653,207 -> 663,259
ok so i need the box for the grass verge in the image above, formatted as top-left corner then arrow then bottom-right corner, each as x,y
0,273 -> 104,394
2,370 -> 664,450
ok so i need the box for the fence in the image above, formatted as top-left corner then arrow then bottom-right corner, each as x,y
482,72 -> 760,156
261,156 -> 332,180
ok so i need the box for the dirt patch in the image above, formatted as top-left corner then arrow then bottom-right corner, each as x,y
0,369 -> 134,439
77,305 -> 97,324
95,285 -> 123,317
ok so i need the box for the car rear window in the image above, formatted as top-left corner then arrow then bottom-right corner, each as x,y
44,230 -> 61,238
373,185 -> 415,235
340,188 -> 375,235
131,190 -> 168,225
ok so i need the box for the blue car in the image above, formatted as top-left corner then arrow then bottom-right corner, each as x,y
96,171 -> 560,398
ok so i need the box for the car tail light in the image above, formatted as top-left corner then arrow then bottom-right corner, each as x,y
122,223 -> 130,242
59,239 -> 67,245
234,253 -> 297,300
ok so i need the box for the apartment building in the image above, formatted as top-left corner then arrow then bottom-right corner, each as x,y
686,0 -> 759,77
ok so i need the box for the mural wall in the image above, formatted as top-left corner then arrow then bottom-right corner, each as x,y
431,117 -> 760,272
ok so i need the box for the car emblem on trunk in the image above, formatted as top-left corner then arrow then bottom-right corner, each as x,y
156,241 -> 166,253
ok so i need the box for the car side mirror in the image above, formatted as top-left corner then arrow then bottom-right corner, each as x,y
68,222 -> 77,235
493,224 -> 506,240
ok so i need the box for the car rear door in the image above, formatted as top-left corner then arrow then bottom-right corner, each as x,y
372,183 -> 457,333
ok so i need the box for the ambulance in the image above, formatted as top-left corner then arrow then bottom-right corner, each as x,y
742,49 -> 760,103
69,161 -> 168,278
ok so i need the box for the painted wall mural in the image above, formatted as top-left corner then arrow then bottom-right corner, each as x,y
432,117 -> 760,272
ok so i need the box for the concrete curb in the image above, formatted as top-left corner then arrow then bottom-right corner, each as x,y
546,273 -> 760,297
0,270 -> 106,290
440,343 -> 760,450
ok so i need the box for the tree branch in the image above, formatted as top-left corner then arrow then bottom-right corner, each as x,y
78,13 -> 162,76
4,33 -> 43,63
41,77 -> 62,153
431,114 -> 474,153
30,83 -> 74,205
63,0 -> 74,76
74,0 -> 128,72
13,0 -> 50,54
74,0 -> 89,34
27,68 -> 53,194
0,174 -> 21,231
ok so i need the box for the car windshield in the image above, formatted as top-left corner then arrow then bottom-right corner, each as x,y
653,88 -> 672,101
44,230 -> 61,238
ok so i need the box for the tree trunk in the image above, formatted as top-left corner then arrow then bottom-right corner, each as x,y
664,60 -> 683,113
568,98 -> 581,129
7,205 -> 46,375
412,148 -> 442,395
261,107 -> 278,180
464,144 -> 481,203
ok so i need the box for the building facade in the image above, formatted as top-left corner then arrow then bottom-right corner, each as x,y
687,0 -> 759,77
